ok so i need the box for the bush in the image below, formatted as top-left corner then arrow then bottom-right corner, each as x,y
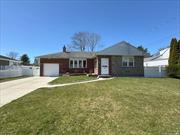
167,65 -> 180,78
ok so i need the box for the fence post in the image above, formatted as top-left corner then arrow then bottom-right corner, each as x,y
158,66 -> 161,77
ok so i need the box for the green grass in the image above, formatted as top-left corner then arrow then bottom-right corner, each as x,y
0,76 -> 28,83
0,78 -> 180,135
49,75 -> 97,84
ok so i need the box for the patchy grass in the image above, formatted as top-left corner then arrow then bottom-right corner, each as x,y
0,76 -> 29,83
49,75 -> 97,84
0,78 -> 180,135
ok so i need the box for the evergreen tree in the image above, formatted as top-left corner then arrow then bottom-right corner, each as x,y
168,38 -> 178,66
167,38 -> 180,78
20,54 -> 30,65
178,40 -> 180,65
137,45 -> 150,57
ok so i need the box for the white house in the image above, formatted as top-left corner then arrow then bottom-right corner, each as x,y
0,55 -> 21,70
144,47 -> 170,67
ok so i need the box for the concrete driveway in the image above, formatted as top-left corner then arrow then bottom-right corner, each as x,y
0,77 -> 56,107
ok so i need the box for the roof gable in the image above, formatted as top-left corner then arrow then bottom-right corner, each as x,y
144,47 -> 170,62
97,41 -> 144,56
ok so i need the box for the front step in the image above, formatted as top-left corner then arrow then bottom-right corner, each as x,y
98,75 -> 112,78
87,74 -> 98,77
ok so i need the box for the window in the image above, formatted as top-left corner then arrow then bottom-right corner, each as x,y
128,57 -> 134,67
69,58 -> 87,68
122,56 -> 134,67
74,60 -> 78,68
79,60 -> 82,68
122,57 -> 128,67
70,60 -> 73,68
83,60 -> 87,68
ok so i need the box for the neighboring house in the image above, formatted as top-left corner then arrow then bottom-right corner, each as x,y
0,55 -> 21,69
144,47 -> 170,67
35,41 -> 144,77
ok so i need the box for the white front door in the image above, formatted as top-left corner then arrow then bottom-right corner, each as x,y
43,63 -> 59,76
101,58 -> 109,75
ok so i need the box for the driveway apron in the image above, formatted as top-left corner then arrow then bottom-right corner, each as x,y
0,77 -> 56,107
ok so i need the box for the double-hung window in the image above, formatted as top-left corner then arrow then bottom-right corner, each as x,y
79,60 -> 82,68
70,60 -> 73,68
122,56 -> 134,67
74,60 -> 78,68
83,60 -> 86,68
69,58 -> 87,68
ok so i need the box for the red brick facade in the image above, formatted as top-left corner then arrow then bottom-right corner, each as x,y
40,58 -> 94,76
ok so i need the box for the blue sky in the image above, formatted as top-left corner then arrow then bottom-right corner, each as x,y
1,0 -> 180,62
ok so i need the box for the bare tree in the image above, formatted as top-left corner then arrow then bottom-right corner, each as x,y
87,33 -> 101,52
71,32 -> 89,51
7,51 -> 18,59
66,44 -> 73,52
71,32 -> 101,52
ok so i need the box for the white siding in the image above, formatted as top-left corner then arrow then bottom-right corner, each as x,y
144,59 -> 168,67
144,48 -> 170,67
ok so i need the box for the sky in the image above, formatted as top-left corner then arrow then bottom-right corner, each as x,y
0,0 -> 180,62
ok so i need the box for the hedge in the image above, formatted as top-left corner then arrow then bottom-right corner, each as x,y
167,65 -> 180,78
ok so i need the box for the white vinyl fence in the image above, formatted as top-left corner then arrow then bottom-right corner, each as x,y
144,66 -> 167,78
0,66 -> 40,78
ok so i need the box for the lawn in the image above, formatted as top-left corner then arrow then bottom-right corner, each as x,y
0,78 -> 180,135
49,75 -> 97,84
0,76 -> 28,83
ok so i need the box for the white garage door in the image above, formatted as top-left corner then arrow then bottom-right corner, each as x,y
43,63 -> 59,76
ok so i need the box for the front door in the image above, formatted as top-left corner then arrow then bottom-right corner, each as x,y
101,58 -> 109,75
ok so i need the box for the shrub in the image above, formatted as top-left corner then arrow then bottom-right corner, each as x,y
167,65 -> 180,78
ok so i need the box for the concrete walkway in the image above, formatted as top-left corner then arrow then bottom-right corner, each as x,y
47,78 -> 113,88
0,77 -> 112,107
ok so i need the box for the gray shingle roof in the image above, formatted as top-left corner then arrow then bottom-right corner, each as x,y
0,55 -> 20,61
97,41 -> 144,56
36,52 -> 96,59
36,41 -> 144,59
0,55 -> 11,60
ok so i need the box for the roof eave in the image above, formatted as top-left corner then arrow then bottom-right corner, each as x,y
96,53 -> 144,56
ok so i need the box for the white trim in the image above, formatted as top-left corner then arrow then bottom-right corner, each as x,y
69,58 -> 87,68
0,58 -> 21,62
0,58 -> 21,66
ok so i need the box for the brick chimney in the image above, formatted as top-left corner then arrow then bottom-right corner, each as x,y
63,45 -> 66,52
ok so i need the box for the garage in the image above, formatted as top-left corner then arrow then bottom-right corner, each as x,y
43,63 -> 59,76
